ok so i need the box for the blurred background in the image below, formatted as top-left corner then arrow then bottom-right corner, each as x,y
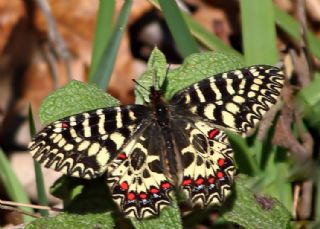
1,0 -> 320,228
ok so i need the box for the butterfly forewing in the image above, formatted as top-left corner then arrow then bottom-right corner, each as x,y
29,105 -> 150,179
170,65 -> 284,135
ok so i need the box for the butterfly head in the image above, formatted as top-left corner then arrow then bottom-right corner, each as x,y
149,86 -> 162,103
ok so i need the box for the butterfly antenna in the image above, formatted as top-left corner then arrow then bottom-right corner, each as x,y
132,79 -> 149,104
132,79 -> 149,92
153,69 -> 158,89
159,64 -> 171,90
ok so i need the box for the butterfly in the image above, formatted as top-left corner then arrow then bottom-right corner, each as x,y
29,65 -> 284,219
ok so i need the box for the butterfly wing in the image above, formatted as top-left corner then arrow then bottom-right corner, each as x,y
29,105 -> 150,179
106,123 -> 174,219
170,65 -> 284,134
169,65 -> 284,207
170,118 -> 235,207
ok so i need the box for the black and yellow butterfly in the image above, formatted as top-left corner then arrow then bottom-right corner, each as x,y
29,65 -> 284,219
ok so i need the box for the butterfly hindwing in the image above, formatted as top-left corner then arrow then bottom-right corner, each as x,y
170,65 -> 284,134
171,118 -> 235,207
29,105 -> 150,179
106,124 -> 174,219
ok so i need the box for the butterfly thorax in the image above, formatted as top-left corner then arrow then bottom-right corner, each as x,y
148,86 -> 183,182
149,86 -> 170,127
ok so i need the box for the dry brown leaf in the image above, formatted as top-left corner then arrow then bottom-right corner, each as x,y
0,0 -> 25,53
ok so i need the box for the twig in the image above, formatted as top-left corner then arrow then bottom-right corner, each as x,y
34,0 -> 72,81
0,204 -> 40,218
273,104 -> 309,163
0,199 -> 63,213
294,111 -> 314,219
41,43 -> 59,89
297,180 -> 313,219
293,183 -> 300,219
295,0 -> 314,84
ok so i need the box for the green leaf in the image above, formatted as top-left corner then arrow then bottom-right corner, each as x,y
136,49 -> 244,102
136,47 -> 167,103
25,212 -> 115,229
90,0 -> 132,90
164,51 -> 244,98
39,80 -> 119,125
146,46 -> 167,79
227,131 -> 259,176
262,148 -> 292,212
240,0 -> 278,65
223,175 -> 291,229
158,0 -> 198,57
131,200 -> 182,229
297,72 -> 320,129
0,147 -> 33,222
50,176 -> 116,214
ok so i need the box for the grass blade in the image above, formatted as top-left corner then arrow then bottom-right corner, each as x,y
297,72 -> 320,129
227,131 -> 259,176
149,0 -> 242,59
90,0 -> 132,89
183,15 -> 243,58
0,147 -> 33,222
28,105 -> 49,217
315,165 -> 320,223
158,0 -> 198,57
89,0 -> 115,80
240,0 -> 278,65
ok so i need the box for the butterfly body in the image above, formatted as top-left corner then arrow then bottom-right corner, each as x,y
29,65 -> 284,219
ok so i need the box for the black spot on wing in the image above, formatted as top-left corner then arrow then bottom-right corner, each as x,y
231,76 -> 241,92
118,127 -> 131,139
182,152 -> 194,169
121,108 -> 131,125
105,138 -> 117,156
196,156 -> 203,166
192,134 -> 208,153
189,87 -> 201,103
130,148 -> 146,170
148,159 -> 162,174
201,79 -> 216,101
88,114 -> 100,126
143,169 -> 150,178
104,114 -> 117,132
89,115 -> 100,137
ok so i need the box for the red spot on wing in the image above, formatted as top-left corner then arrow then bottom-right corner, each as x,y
127,192 -> 135,200
150,187 -> 159,194
117,153 -> 127,160
208,129 -> 219,139
61,122 -> 68,129
218,158 -> 225,167
217,171 -> 224,179
182,178 -> 192,186
195,177 -> 204,185
208,177 -> 215,184
120,182 -> 128,190
161,182 -> 170,189
139,192 -> 147,199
